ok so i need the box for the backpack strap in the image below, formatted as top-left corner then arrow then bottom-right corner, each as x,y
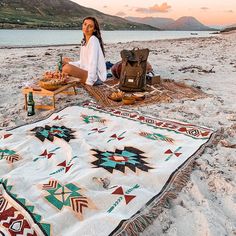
121,57 -> 128,78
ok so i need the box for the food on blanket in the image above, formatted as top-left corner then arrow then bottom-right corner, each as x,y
122,96 -> 135,105
132,92 -> 146,101
111,91 -> 124,99
108,91 -> 124,101
39,77 -> 67,91
41,78 -> 67,84
43,71 -> 68,80
39,71 -> 69,90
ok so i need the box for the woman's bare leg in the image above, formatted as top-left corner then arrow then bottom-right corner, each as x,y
62,64 -> 88,84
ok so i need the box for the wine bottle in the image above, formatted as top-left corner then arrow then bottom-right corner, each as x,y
27,92 -> 35,116
58,54 -> 63,73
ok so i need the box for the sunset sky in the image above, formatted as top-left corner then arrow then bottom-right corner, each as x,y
71,0 -> 236,26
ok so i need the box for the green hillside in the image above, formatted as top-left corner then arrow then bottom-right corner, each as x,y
0,0 -> 158,30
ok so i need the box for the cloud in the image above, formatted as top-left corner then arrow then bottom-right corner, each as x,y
136,2 -> 171,14
201,7 -> 209,10
103,5 -> 107,8
149,3 -> 171,12
124,4 -> 129,7
136,7 -> 149,14
116,11 -> 126,16
226,10 -> 233,13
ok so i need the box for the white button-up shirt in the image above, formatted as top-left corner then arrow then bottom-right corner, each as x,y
69,35 -> 106,85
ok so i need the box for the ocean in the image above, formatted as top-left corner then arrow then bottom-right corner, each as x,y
0,29 -> 217,47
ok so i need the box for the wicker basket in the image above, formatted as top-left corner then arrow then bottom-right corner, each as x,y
39,78 -> 67,91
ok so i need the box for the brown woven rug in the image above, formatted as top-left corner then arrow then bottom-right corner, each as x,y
81,78 -> 207,107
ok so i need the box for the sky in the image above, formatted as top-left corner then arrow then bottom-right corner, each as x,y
71,0 -> 236,26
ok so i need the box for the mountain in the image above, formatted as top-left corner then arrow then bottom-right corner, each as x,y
165,16 -> 214,31
125,17 -> 172,29
228,23 -> 236,27
125,16 -> 215,31
220,24 -> 236,33
0,0 -> 157,30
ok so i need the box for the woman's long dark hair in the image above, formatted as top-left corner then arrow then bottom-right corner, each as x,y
81,16 -> 105,56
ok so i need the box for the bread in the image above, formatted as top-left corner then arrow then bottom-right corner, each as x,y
43,71 -> 68,80
110,91 -> 124,100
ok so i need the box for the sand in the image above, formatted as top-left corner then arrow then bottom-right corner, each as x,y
0,32 -> 236,235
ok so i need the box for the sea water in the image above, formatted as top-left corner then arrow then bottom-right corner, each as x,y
0,29 -> 217,47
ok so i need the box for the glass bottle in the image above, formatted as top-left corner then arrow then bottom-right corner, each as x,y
58,54 -> 63,73
27,92 -> 35,116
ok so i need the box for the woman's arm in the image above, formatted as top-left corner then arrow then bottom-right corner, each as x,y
86,37 -> 100,85
68,61 -> 80,67
63,57 -> 81,68
62,57 -> 72,65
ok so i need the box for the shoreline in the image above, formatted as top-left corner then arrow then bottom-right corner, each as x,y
0,30 -> 218,49
0,43 -> 80,49
0,32 -> 236,235
0,35 -> 218,49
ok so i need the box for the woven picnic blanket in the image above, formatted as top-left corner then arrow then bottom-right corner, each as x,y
81,78 -> 207,107
0,102 -> 215,236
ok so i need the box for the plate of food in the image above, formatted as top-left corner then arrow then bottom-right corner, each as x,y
108,91 -> 124,102
39,71 -> 69,91
43,71 -> 68,80
132,92 -> 146,101
122,96 -> 135,105
38,78 -> 67,91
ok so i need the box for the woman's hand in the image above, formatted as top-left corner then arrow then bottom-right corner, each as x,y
63,57 -> 72,66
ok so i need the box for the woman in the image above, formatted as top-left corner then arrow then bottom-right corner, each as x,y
63,17 -> 106,86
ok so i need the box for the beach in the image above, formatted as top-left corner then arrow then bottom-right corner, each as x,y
0,32 -> 236,235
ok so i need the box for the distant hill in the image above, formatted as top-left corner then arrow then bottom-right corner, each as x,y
125,16 -> 215,31
165,16 -> 215,31
0,0 -> 158,30
220,24 -> 236,33
125,17 -> 171,29
228,23 -> 236,28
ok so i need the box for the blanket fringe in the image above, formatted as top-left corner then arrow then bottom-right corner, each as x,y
114,131 -> 218,236
114,161 -> 195,236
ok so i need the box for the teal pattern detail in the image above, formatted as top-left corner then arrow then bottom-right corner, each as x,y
88,127 -> 107,135
44,182 -> 81,210
140,131 -> 174,143
42,180 -> 94,219
33,147 -> 60,162
49,156 -> 78,175
91,146 -> 153,173
0,149 -> 21,163
81,114 -> 106,124
164,147 -> 182,161
107,131 -> 126,143
0,178 -> 51,235
31,125 -> 75,142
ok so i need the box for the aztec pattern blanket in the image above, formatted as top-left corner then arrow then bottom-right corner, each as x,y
0,102 -> 215,236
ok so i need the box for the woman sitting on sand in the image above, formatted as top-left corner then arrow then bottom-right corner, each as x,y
62,16 -> 106,86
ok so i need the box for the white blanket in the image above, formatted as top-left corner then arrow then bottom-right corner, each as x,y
0,102 -> 215,236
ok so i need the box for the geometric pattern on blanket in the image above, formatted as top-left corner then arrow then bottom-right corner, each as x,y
0,102 -> 215,236
0,148 -> 22,163
82,78 -> 207,107
91,146 -> 153,173
42,180 -> 96,220
30,125 -> 76,142
0,179 -> 50,235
